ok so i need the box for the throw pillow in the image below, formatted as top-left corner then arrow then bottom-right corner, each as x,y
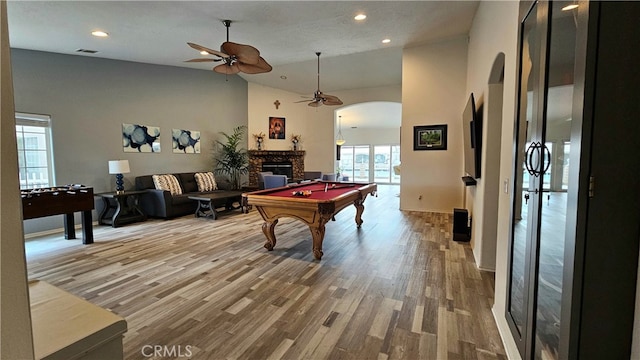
194,172 -> 218,192
152,174 -> 183,195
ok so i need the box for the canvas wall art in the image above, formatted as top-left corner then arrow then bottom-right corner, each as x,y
172,129 -> 201,154
123,123 -> 161,152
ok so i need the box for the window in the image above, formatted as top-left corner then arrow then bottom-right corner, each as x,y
16,112 -> 55,189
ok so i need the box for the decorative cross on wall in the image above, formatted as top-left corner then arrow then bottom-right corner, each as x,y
274,100 -> 281,109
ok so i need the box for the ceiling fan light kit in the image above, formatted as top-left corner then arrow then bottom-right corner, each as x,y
186,20 -> 272,75
336,116 -> 346,145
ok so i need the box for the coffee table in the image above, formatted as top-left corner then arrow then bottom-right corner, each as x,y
188,191 -> 244,220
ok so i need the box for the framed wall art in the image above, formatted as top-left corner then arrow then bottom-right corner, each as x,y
413,124 -> 447,151
268,117 -> 286,139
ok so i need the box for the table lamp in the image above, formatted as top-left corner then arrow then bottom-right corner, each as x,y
108,160 -> 130,194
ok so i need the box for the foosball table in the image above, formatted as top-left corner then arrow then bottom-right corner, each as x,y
21,186 -> 94,244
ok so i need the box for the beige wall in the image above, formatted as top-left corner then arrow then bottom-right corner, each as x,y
1,1 -> 34,357
247,82 -> 334,173
400,38 -> 468,213
247,83 -> 401,175
465,1 -> 527,357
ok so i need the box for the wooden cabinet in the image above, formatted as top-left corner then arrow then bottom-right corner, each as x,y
506,1 -> 640,358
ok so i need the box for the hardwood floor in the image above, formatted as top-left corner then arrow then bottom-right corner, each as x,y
25,185 -> 506,359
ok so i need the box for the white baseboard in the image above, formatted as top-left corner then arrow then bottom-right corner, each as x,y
492,305 -> 521,359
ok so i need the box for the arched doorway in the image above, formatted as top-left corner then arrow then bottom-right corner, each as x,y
335,102 -> 401,184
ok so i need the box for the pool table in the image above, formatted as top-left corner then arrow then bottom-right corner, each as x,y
242,181 -> 377,260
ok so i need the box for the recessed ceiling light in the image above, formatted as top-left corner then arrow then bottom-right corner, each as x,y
354,14 -> 367,21
382,39 -> 391,44
562,4 -> 579,11
91,30 -> 109,37
200,51 -> 209,55
280,75 -> 287,80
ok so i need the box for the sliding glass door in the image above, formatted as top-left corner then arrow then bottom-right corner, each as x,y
373,145 -> 400,184
339,144 -> 400,184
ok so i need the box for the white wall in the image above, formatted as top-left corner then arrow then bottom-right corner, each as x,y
340,127 -> 400,146
247,83 -> 401,175
466,1 -> 520,357
401,37 -> 468,213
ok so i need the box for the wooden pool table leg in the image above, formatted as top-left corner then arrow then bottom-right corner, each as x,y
310,225 -> 326,260
354,201 -> 365,228
309,212 -> 333,260
262,219 -> 278,251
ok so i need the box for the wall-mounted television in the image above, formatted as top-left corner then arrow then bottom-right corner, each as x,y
462,93 -> 482,182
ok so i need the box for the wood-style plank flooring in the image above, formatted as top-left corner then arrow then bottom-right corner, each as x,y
25,185 -> 506,359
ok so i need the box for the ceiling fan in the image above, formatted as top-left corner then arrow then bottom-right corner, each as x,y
185,20 -> 272,75
297,52 -> 343,107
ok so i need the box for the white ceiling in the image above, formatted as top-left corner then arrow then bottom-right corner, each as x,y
6,1 -> 479,128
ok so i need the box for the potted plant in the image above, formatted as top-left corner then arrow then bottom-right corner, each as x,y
291,134 -> 301,151
253,132 -> 266,150
213,126 -> 249,190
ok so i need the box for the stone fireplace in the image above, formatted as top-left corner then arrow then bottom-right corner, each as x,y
248,150 -> 305,188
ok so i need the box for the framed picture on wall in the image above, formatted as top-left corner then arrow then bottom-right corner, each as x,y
413,124 -> 447,151
268,117 -> 286,139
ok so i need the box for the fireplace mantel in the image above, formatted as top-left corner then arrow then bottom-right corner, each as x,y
248,150 -> 305,188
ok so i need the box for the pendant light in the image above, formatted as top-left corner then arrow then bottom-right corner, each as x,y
336,115 -> 346,146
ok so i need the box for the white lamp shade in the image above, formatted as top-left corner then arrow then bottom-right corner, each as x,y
108,160 -> 130,174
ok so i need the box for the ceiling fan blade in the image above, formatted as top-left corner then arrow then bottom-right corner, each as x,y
237,57 -> 272,74
221,42 -> 260,65
184,58 -> 220,63
257,57 -> 272,72
294,99 -> 312,103
187,42 -> 229,58
322,94 -> 343,106
213,63 -> 240,75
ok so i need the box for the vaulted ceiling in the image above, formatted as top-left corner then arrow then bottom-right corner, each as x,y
7,1 -> 480,128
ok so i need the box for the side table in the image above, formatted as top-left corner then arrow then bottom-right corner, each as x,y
96,190 -> 147,228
